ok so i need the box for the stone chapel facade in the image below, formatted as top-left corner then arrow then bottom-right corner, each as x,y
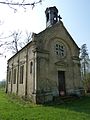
6,6 -> 83,103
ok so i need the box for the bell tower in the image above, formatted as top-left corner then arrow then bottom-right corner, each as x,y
45,6 -> 61,28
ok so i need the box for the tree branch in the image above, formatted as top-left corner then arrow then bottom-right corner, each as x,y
0,0 -> 43,12
0,0 -> 42,6
0,33 -> 14,39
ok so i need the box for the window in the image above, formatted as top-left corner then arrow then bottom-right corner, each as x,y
13,68 -> 16,84
53,12 -> 57,24
8,71 -> 11,83
20,65 -> 24,84
30,62 -> 33,73
46,13 -> 49,22
55,42 -> 66,58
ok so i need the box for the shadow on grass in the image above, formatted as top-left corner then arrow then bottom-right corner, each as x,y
43,96 -> 90,115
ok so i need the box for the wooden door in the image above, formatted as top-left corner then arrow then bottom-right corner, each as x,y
58,71 -> 66,96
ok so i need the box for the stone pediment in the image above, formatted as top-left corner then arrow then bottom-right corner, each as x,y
72,56 -> 80,60
72,56 -> 80,64
55,60 -> 67,67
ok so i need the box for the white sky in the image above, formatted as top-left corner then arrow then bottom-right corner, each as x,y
0,0 -> 90,80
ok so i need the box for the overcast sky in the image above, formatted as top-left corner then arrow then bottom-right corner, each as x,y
0,0 -> 90,80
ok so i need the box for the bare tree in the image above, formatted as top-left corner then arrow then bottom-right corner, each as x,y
3,30 -> 32,55
23,31 -> 32,44
0,30 -> 33,57
0,0 -> 44,55
0,0 -> 43,12
0,41 -> 6,56
5,30 -> 22,54
0,33 -> 15,57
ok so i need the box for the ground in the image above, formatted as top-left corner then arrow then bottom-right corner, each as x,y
0,90 -> 90,120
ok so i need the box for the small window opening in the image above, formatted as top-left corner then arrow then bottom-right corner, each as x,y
20,65 -> 24,84
30,62 -> 33,73
13,68 -> 16,84
46,13 -> 49,22
8,71 -> 11,83
53,12 -> 57,23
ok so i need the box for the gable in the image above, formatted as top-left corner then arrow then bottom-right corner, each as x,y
35,21 -> 80,57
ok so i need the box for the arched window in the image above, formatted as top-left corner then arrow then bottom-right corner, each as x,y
46,13 -> 49,22
8,71 -> 11,83
13,68 -> 16,84
30,62 -> 33,73
53,12 -> 57,23
20,65 -> 24,84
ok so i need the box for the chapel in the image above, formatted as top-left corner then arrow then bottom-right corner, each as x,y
6,6 -> 83,103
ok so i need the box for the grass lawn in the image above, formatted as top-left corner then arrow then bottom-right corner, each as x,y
0,90 -> 90,120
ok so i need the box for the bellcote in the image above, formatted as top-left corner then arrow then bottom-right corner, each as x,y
45,6 -> 62,28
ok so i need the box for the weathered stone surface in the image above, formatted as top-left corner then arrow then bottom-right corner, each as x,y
6,7 -> 83,103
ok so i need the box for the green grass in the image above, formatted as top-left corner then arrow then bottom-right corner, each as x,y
0,90 -> 90,120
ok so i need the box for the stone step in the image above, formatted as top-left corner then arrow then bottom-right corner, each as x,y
53,95 -> 79,104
